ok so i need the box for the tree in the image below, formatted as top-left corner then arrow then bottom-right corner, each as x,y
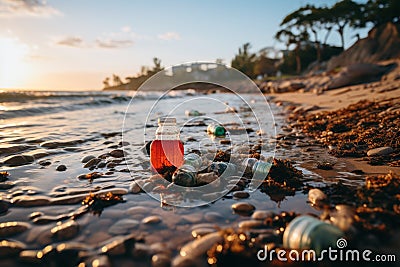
253,55 -> 277,78
152,57 -> 163,72
275,29 -> 309,74
103,77 -> 110,88
231,43 -> 256,78
361,0 -> 400,27
330,0 -> 362,50
112,74 -> 122,86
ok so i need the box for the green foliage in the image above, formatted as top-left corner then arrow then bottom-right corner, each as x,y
231,43 -> 256,78
361,0 -> 400,26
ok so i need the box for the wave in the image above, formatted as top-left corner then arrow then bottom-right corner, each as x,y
0,89 -> 197,120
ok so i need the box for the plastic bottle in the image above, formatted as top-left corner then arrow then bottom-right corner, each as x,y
283,215 -> 344,255
252,161 -> 272,179
209,162 -> 237,176
183,153 -> 203,170
242,158 -> 258,173
150,117 -> 184,175
207,123 -> 226,137
185,110 -> 202,117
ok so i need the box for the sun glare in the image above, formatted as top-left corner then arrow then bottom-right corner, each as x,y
0,37 -> 31,89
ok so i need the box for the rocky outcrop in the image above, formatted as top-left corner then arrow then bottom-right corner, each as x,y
327,22 -> 400,71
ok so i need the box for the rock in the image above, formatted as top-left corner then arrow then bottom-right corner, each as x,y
12,195 -> 51,207
0,240 -> 26,257
108,219 -> 139,235
308,188 -> 328,207
142,216 -> 162,225
38,160 -> 51,166
84,158 -> 102,168
51,220 -> 79,241
179,232 -> 223,259
19,250 -> 42,264
367,146 -> 394,156
231,202 -> 255,215
109,149 -> 125,158
97,161 -> 107,168
238,220 -> 264,229
99,235 -> 136,256
132,243 -> 153,259
81,155 -> 96,163
3,155 -> 34,166
152,253 -> 171,267
56,165 -> 67,171
191,228 -> 216,238
232,191 -> 250,199
251,210 -> 273,220
0,222 -> 30,237
129,181 -> 142,194
81,255 -> 111,267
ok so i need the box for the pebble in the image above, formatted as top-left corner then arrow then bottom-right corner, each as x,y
233,191 -> 250,199
231,202 -> 255,215
81,155 -> 96,163
179,232 -> 223,258
251,210 -> 273,220
84,158 -> 101,168
329,204 -> 355,232
56,165 -> 67,171
99,235 -> 136,256
12,195 -> 51,207
367,146 -> 394,156
97,161 -> 107,168
152,253 -> 171,267
81,255 -> 111,267
238,220 -> 264,229
19,250 -> 42,264
0,222 -> 30,237
132,243 -> 153,259
108,219 -> 139,235
38,160 -> 51,166
129,181 -> 142,194
51,220 -> 79,241
0,240 -> 26,257
308,188 -> 328,207
191,228 -> 215,238
109,149 -> 125,158
142,215 -> 162,225
3,155 -> 34,166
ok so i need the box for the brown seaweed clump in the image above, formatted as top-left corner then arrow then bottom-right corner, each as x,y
292,100 -> 399,166
82,192 -> 124,215
355,172 -> 400,232
260,159 -> 303,202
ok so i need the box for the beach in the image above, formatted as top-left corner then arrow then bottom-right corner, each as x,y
0,73 -> 398,266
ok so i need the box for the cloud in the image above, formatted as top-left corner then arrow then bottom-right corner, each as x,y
55,36 -> 85,48
158,31 -> 181,41
96,38 -> 134,49
121,26 -> 131,33
0,0 -> 61,17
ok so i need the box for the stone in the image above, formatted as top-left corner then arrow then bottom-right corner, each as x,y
204,212 -> 223,222
0,222 -> 30,237
152,253 -> 171,267
3,155 -> 34,166
12,195 -> 51,207
81,255 -> 111,267
142,216 -> 162,225
191,228 -> 215,238
0,240 -> 26,257
233,191 -> 250,199
231,202 -> 255,215
56,165 -> 67,171
179,232 -> 223,258
308,188 -> 328,207
129,181 -> 142,194
238,220 -> 264,229
81,155 -> 96,163
0,200 -> 9,214
251,210 -> 274,220
108,219 -> 139,235
51,220 -> 79,241
367,146 -> 394,156
109,149 -> 125,158
84,158 -> 102,168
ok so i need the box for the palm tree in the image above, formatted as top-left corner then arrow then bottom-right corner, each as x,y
231,43 -> 256,78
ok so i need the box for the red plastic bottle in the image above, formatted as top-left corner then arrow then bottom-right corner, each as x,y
150,117 -> 184,175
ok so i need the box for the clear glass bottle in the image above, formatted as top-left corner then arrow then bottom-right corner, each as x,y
150,117 -> 184,175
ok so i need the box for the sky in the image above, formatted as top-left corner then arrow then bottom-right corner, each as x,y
0,0 -> 370,90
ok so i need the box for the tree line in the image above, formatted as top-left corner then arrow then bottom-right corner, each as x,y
232,0 -> 400,76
